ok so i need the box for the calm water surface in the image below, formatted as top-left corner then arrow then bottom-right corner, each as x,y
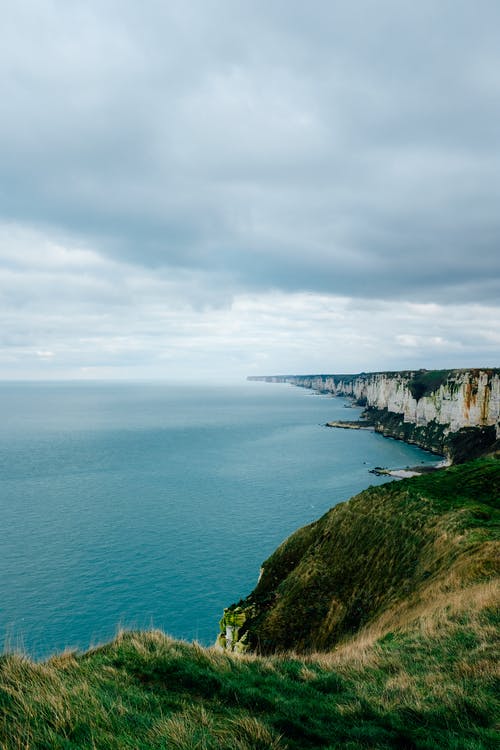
0,380 -> 439,658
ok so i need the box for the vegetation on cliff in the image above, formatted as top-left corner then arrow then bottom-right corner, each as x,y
229,458 -> 499,655
1,458 -> 498,749
1,599 -> 498,749
407,369 -> 452,401
363,407 -> 498,461
250,369 -> 500,459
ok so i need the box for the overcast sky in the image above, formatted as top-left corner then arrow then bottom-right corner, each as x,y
1,0 -> 499,380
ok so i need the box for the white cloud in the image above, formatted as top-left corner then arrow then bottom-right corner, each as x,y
0,2 -> 499,378
0,223 -> 497,380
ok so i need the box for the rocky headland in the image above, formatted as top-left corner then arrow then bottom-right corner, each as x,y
249,368 -> 500,462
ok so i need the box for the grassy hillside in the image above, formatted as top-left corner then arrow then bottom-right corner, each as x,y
0,606 -> 498,750
229,458 -> 499,655
1,458 -> 498,749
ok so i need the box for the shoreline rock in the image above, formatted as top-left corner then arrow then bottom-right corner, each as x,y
325,420 -> 373,430
249,369 -> 500,461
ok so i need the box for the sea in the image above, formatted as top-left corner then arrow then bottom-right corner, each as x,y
0,380 -> 440,659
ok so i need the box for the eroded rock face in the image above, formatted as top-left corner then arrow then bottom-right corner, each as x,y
248,369 -> 500,459
342,371 -> 499,434
250,369 -> 500,437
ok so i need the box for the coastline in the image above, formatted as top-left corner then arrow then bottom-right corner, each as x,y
325,420 -> 373,430
324,406 -> 448,478
370,457 -> 451,478
249,370 -> 500,463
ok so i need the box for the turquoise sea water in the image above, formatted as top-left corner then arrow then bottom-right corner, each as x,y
0,380 -> 439,659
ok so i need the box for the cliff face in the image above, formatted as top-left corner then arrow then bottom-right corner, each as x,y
222,457 -> 500,655
249,369 -> 500,459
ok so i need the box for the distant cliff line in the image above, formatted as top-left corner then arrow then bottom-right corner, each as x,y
248,369 -> 500,461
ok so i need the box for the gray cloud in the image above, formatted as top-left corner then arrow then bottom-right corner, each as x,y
0,1 -> 499,377
1,0 -> 500,305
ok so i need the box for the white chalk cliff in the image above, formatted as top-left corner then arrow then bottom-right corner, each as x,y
249,369 -> 500,445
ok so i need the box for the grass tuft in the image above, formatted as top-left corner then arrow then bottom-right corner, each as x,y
0,458 -> 498,748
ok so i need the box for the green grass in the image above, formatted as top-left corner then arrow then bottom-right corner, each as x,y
408,370 -> 451,401
1,458 -> 498,749
0,608 -> 498,750
234,458 -> 499,653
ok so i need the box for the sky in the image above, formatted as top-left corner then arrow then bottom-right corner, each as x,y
1,0 -> 499,381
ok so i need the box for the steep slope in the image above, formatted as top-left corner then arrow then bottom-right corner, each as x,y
249,369 -> 500,459
222,458 -> 500,655
0,459 -> 498,749
1,597 -> 498,750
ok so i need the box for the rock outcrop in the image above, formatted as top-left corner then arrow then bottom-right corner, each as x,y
249,369 -> 500,460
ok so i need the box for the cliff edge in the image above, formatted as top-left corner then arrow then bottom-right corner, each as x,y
249,368 -> 500,461
221,457 -> 499,656
1,371 -> 498,749
1,466 -> 498,750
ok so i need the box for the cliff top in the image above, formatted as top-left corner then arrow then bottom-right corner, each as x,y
2,457 -> 498,749
227,456 -> 500,654
249,367 -> 500,381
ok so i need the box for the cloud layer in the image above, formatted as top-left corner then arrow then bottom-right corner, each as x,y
1,1 -> 499,377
